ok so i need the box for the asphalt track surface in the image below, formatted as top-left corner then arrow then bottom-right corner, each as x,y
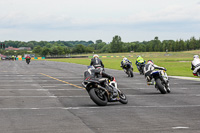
0,60 -> 200,133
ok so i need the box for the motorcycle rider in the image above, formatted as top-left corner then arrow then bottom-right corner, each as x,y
11,55 -> 15,61
121,57 -> 132,66
191,55 -> 200,76
84,66 -> 118,98
90,54 -> 104,70
144,60 -> 166,85
121,57 -> 132,68
135,55 -> 146,74
121,57 -> 132,73
25,55 -> 31,62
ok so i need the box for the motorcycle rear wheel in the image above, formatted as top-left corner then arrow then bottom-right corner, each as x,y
127,69 -> 134,77
155,79 -> 167,94
130,70 -> 134,77
89,88 -> 108,106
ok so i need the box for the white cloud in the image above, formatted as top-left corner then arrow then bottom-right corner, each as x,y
0,0 -> 200,42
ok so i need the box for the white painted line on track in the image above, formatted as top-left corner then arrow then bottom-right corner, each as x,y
120,83 -> 144,85
38,76 -> 83,78
0,75 -> 41,77
0,89 -> 83,91
179,88 -> 188,90
0,104 -> 200,110
122,88 -> 150,90
0,94 -> 200,98
126,94 -> 200,97
0,96 -> 89,98
42,86 -> 56,87
172,127 -> 189,129
23,81 -> 34,82
169,76 -> 200,81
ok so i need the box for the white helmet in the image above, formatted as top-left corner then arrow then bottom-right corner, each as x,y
93,54 -> 99,58
193,55 -> 199,59
147,60 -> 154,65
123,57 -> 127,61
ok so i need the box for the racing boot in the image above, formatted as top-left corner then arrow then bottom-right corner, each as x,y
146,76 -> 154,85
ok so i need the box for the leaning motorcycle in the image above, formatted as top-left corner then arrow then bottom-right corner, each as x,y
193,66 -> 200,77
150,70 -> 170,94
121,63 -> 134,77
82,68 -> 128,106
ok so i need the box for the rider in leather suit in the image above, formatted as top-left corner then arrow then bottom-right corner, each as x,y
90,54 -> 104,69
191,55 -> 200,76
144,60 -> 166,85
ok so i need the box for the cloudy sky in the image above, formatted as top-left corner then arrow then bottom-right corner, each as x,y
0,0 -> 200,42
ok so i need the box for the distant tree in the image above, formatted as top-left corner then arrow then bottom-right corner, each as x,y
179,39 -> 185,51
97,42 -> 106,50
189,37 -> 196,50
100,44 -> 111,53
154,36 -> 159,40
57,46 -> 65,55
96,39 -> 103,44
72,44 -> 86,53
41,47 -> 50,57
50,47 -> 59,56
33,46 -> 42,54
63,47 -> 70,54
110,35 -> 122,53
27,42 -> 34,49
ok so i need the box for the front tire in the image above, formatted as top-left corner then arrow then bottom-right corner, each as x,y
119,91 -> 128,104
89,88 -> 108,106
155,79 -> 167,94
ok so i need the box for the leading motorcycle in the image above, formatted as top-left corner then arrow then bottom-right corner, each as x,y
150,70 -> 171,94
26,59 -> 30,64
82,67 -> 128,106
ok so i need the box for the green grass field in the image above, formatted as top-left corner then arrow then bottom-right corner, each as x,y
47,50 -> 200,77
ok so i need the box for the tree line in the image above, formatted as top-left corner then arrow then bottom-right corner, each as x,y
0,36 -> 200,56
93,36 -> 200,53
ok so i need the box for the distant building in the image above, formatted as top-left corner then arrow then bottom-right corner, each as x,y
5,47 -> 31,51
18,47 -> 31,50
5,47 -> 19,50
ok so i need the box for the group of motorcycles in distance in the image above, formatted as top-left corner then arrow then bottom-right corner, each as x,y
121,57 -> 170,95
82,56 -> 170,106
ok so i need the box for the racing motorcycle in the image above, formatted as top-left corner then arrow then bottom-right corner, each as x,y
121,63 -> 134,77
193,66 -> 200,77
82,67 -> 128,106
26,59 -> 30,64
150,70 -> 170,94
137,62 -> 145,75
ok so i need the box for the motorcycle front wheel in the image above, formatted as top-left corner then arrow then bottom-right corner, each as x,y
119,91 -> 128,104
89,88 -> 108,106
